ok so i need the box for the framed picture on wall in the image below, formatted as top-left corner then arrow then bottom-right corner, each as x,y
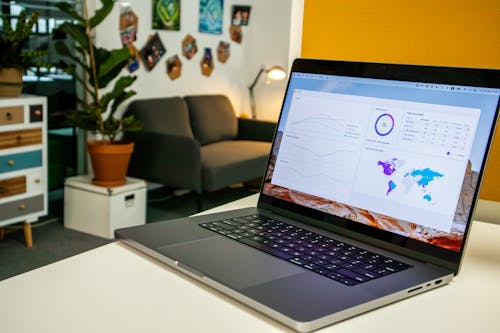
140,33 -> 166,71
231,5 -> 251,26
152,0 -> 180,30
199,0 -> 223,34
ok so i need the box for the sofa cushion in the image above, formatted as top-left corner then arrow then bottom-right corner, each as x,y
184,95 -> 237,145
200,140 -> 271,192
126,97 -> 194,138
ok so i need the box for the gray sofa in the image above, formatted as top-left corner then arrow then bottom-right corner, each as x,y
123,95 -> 276,205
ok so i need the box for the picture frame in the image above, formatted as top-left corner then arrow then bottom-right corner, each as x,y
231,5 -> 251,26
140,33 -> 166,71
217,41 -> 230,63
181,34 -> 198,60
200,47 -> 214,76
152,0 -> 180,30
199,0 -> 223,34
166,54 -> 182,80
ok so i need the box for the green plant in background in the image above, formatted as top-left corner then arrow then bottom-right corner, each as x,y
0,10 -> 48,70
55,0 -> 142,142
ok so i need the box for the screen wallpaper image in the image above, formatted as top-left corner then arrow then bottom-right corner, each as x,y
262,74 -> 499,252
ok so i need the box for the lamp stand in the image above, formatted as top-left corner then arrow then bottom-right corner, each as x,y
248,67 -> 265,119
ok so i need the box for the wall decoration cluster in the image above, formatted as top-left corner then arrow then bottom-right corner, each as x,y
126,1 -> 251,78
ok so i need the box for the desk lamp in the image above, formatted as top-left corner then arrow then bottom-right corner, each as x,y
248,65 -> 286,119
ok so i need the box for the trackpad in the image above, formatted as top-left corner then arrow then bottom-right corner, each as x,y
158,237 -> 303,289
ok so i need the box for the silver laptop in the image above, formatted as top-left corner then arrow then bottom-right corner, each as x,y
116,59 -> 500,332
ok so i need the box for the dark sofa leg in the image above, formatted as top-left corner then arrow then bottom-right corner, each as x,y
195,193 -> 203,212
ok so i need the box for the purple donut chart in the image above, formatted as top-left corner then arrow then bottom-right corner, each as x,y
375,113 -> 395,136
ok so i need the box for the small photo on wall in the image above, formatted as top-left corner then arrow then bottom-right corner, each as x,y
119,5 -> 138,46
199,0 -> 223,34
217,41 -> 230,63
166,54 -> 182,80
231,5 -> 251,26
229,25 -> 242,44
140,33 -> 166,71
152,0 -> 180,30
200,47 -> 214,76
181,34 -> 198,60
126,45 -> 141,73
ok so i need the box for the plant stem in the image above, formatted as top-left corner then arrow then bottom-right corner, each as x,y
82,0 -> 104,135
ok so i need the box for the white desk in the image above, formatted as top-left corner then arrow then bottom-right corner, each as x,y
1,194 -> 499,333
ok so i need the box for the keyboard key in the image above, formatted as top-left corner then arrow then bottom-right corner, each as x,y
353,268 -> 380,279
238,237 -> 294,260
304,263 -> 321,270
335,268 -> 370,282
290,258 -> 307,266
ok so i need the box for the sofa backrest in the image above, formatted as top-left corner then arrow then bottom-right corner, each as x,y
184,95 -> 237,145
125,97 -> 194,138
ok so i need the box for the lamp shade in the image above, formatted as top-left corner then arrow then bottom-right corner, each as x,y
266,66 -> 286,80
248,64 -> 287,119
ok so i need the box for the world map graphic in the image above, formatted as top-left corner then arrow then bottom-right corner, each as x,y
377,158 -> 444,202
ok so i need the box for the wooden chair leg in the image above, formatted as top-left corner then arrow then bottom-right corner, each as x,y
0,227 -> 4,240
23,222 -> 33,248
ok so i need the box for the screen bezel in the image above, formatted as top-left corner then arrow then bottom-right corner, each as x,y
258,58 -> 500,272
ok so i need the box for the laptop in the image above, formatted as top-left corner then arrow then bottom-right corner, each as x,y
116,59 -> 500,332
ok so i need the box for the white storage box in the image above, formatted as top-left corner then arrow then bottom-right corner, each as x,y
64,175 -> 146,239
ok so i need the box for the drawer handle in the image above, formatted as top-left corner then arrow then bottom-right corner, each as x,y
34,178 -> 41,184
0,186 -> 4,193
8,160 -> 15,166
5,112 -> 13,121
34,110 -> 42,117
16,135 -> 22,143
18,204 -> 26,210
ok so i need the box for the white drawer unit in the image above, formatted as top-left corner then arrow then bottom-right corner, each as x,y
0,95 -> 47,247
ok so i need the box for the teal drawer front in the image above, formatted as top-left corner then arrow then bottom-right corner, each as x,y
0,151 -> 42,173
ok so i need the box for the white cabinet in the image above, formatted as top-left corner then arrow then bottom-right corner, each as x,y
64,175 -> 146,239
0,95 -> 48,247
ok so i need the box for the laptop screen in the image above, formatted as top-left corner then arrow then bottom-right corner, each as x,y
261,60 -> 500,259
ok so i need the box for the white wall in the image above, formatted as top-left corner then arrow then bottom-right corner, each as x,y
93,0 -> 302,121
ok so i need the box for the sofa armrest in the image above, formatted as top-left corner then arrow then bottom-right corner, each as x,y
237,118 -> 277,142
126,132 -> 203,193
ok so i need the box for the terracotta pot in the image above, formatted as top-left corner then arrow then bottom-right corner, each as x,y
0,67 -> 23,97
87,140 -> 134,187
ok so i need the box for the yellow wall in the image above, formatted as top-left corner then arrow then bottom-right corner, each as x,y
301,0 -> 500,201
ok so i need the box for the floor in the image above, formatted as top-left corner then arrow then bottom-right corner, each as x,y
0,186 -> 255,281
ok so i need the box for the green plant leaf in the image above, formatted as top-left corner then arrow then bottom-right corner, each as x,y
95,47 -> 130,88
2,15 -> 14,36
54,41 -> 72,57
110,90 -> 136,116
89,0 -> 114,28
65,107 -> 101,132
99,75 -> 136,111
121,115 -> 143,132
55,3 -> 85,24
55,41 -> 92,75
56,22 -> 89,52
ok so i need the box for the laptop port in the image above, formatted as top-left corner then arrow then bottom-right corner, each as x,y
408,286 -> 423,293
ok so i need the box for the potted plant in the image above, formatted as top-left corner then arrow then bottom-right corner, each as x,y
0,10 -> 47,97
55,0 -> 142,187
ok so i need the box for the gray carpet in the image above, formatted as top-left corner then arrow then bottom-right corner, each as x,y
0,186 -> 255,281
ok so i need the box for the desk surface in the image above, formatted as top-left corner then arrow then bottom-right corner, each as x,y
1,194 -> 500,333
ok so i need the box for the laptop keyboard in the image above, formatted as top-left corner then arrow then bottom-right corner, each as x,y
200,214 -> 412,286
